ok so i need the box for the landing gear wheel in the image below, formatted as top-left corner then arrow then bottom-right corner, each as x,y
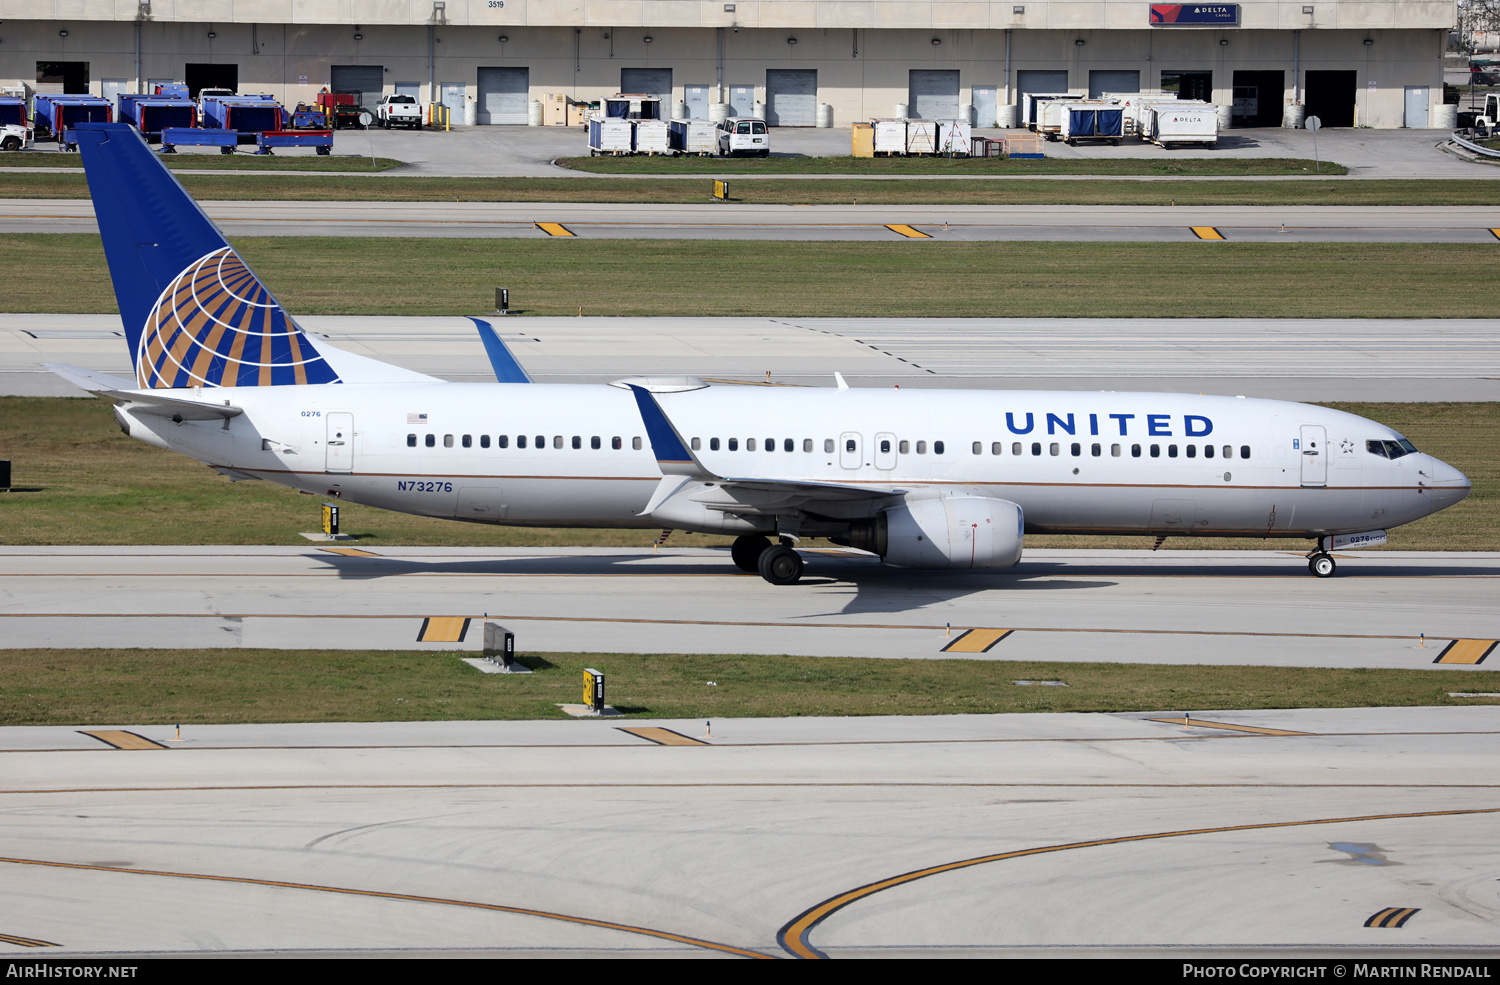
731,534 -> 772,573
758,545 -> 804,585
1308,553 -> 1336,578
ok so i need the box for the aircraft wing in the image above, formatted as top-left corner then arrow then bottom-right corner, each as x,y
628,383 -> 907,519
45,363 -> 243,421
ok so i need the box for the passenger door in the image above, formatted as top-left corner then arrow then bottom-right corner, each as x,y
1299,425 -> 1326,487
874,432 -> 897,470
326,413 -> 354,473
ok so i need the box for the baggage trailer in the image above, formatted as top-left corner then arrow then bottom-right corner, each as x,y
1141,104 -> 1219,148
905,118 -> 938,155
159,127 -> 240,154
632,118 -> 670,154
668,118 -> 716,155
1024,92 -> 1084,130
119,96 -> 197,141
872,119 -> 907,155
936,118 -> 971,155
34,95 -> 112,143
256,129 -> 334,155
1059,103 -> 1125,145
588,116 -> 633,155
602,94 -> 662,120
202,96 -> 285,143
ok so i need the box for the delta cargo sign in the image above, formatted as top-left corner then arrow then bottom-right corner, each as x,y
1150,4 -> 1240,24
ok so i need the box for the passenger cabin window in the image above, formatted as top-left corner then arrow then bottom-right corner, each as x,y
1131,444 -> 1141,458
1240,445 -> 1251,459
992,442 -> 1003,455
1049,443 -> 1060,456
934,441 -> 944,455
1150,444 -> 1160,458
1091,443 -> 1101,457
444,434 -> 454,448
825,439 -> 835,453
1071,442 -> 1082,457
592,436 -> 601,450
1168,444 -> 1178,458
480,435 -> 490,448
729,438 -> 739,451
1185,444 -> 1196,458
407,434 -> 417,447
900,440 -> 910,454
1013,442 -> 1023,456
972,442 -> 982,455
766,438 -> 775,453
425,434 -> 436,448
554,436 -> 564,449
1203,444 -> 1213,458
710,438 -> 720,451
518,435 -> 528,448
1111,444 -> 1121,457
572,436 -> 582,450
1031,442 -> 1041,456
612,436 -> 622,450
498,435 -> 509,448
916,441 -> 927,455
747,438 -> 758,452
784,438 -> 794,453
535,434 -> 544,448
633,437 -> 643,450
803,439 -> 813,452
462,434 -> 472,448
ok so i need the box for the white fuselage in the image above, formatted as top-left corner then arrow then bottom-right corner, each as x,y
117,382 -> 1470,540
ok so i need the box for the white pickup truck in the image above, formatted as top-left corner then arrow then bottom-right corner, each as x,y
376,94 -> 423,130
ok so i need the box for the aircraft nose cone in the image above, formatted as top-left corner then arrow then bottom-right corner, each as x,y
1423,456 -> 1471,509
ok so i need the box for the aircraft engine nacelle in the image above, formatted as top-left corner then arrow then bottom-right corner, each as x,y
839,494 -> 1024,570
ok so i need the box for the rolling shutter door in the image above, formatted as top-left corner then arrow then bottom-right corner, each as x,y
909,70 -> 960,120
766,69 -> 817,127
1016,70 -> 1070,118
477,67 -> 529,125
621,68 -> 672,100
330,65 -> 385,110
1089,70 -> 1141,99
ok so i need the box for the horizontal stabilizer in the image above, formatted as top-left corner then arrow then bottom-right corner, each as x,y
43,363 -> 136,396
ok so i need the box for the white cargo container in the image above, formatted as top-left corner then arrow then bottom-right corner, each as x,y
872,118 -> 907,155
1124,97 -> 1210,138
1024,92 -> 1084,130
632,118 -> 670,154
587,116 -> 632,155
668,118 -> 717,155
906,118 -> 937,154
1142,104 -> 1220,148
935,118 -> 971,155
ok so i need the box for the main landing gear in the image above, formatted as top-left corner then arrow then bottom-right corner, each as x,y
1307,551 -> 1337,578
732,534 -> 804,585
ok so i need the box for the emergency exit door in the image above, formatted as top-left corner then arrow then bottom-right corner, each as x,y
326,413 -> 354,472
1299,425 -> 1326,487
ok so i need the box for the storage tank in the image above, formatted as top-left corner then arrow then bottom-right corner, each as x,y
673,101 -> 689,120
996,103 -> 1018,128
816,102 -> 833,128
751,101 -> 766,120
1217,102 -> 1234,131
1432,103 -> 1457,129
894,102 -> 909,119
528,100 -> 543,126
960,102 -> 975,125
709,103 -> 730,125
1283,103 -> 1306,129
465,97 -> 478,126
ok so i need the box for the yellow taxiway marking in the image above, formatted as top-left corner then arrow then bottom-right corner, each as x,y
885,224 -> 931,239
0,933 -> 59,947
941,628 -> 1013,653
535,221 -> 576,237
1434,639 -> 1497,665
417,617 -> 471,643
777,807 -> 1500,959
79,730 -> 167,750
1365,907 -> 1420,929
1147,717 -> 1312,736
319,547 -> 380,557
0,855 -> 772,959
1190,226 -> 1225,240
1490,229 -> 1500,241
618,727 -> 709,746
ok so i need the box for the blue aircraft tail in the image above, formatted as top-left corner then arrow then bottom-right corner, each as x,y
73,122 -> 340,389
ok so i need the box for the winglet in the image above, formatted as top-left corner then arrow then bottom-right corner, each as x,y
627,385 -> 712,479
469,317 -> 533,383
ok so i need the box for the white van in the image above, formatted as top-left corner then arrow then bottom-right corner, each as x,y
718,117 -> 769,156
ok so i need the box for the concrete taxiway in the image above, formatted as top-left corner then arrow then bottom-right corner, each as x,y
7,314 -> 1500,401
7,199 -> 1500,243
2,707 -> 1498,957
2,547 -> 1496,672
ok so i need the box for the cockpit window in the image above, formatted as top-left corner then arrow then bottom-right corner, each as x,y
1367,438 -> 1418,460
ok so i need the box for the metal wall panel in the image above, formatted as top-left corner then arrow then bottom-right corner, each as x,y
621,67 -> 672,100
330,65 -> 384,108
1089,70 -> 1140,98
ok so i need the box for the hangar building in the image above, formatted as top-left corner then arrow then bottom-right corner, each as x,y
6,1 -> 1457,128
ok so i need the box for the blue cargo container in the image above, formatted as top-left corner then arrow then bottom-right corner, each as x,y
119,96 -> 197,140
201,96 -> 284,142
153,83 -> 190,99
34,95 -> 112,140
1061,106 -> 1125,146
0,97 -> 27,128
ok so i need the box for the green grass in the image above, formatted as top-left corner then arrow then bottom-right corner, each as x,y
5,235 -> 1500,320
1,397 -> 1493,551
0,152 -> 404,171
0,649 -> 1490,727
0,171 -> 1493,205
557,154 -> 1349,177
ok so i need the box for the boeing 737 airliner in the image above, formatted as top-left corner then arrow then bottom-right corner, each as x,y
51,123 -> 1470,584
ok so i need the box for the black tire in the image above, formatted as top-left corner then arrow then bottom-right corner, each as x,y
759,149 -> 769,157
731,535 -> 772,573
758,545 -> 804,585
1,136 -> 20,152
316,145 -> 330,155
1309,553 -> 1336,578
220,146 -> 233,155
